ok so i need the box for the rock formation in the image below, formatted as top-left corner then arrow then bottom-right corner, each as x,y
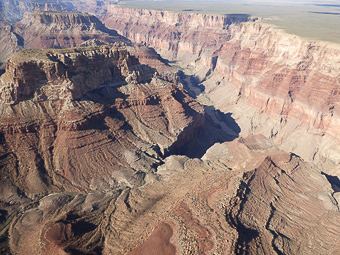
0,44 -> 215,254
1,5 -> 340,255
0,0 -> 76,23
15,11 -> 128,49
0,10 -> 128,73
0,44 -> 209,196
102,6 -> 340,175
0,22 -> 22,69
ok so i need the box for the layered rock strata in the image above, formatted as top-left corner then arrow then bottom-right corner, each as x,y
15,11 -> 128,49
0,42 -> 247,255
102,6 -> 340,174
0,0 -> 76,23
4,129 -> 340,254
0,45 -> 206,199
0,11 -> 128,72
1,6 -> 340,255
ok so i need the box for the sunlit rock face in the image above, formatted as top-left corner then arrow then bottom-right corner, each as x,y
103,6 -> 340,174
1,5 -> 340,255
0,10 -> 127,70
0,44 -> 207,195
14,11 -> 128,49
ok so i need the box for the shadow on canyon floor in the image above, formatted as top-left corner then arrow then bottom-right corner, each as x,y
322,172 -> 340,192
167,105 -> 240,158
82,75 -> 241,159
165,71 -> 241,158
178,70 -> 205,99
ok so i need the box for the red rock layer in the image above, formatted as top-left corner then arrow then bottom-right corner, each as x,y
0,45 -> 203,198
14,11 -> 128,49
99,137 -> 340,254
128,222 -> 176,255
102,6 -> 340,169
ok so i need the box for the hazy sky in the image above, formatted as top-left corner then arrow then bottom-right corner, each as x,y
159,0 -> 340,3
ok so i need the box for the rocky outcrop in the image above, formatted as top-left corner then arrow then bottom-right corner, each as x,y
226,152 -> 340,254
14,11 -> 128,49
102,6 -> 340,174
0,46 -> 144,103
0,22 -> 22,68
0,45 -> 206,198
0,0 -> 76,23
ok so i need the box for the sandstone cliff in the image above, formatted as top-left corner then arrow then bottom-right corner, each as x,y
15,11 -> 128,49
1,6 -> 340,255
0,11 -> 128,72
0,45 -> 207,198
0,0 -> 76,23
0,42 -> 245,255
102,6 -> 340,174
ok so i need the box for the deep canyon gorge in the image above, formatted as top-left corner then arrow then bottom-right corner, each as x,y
0,1 -> 340,255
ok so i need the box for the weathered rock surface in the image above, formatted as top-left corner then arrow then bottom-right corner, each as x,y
0,10 -> 127,73
5,133 -> 340,255
76,136 -> 340,255
15,11 -> 128,49
0,44 -> 215,254
226,152 -> 340,254
0,22 -> 22,68
1,6 -> 340,255
0,37 -> 241,254
0,0 -> 77,23
102,6 -> 340,174
0,45 -> 208,198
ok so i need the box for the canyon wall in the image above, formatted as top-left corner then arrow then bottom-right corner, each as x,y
1,7 -> 340,255
0,22 -> 22,68
0,11 -> 128,70
0,0 -> 76,23
103,6 -> 340,174
0,45 -> 206,198
15,11 -> 128,49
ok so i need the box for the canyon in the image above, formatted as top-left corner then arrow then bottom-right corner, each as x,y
103,6 -> 340,176
0,11 -> 128,68
0,3 -> 340,255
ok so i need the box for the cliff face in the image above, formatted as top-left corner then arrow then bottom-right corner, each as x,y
1,7 -> 340,255
1,46 -> 138,103
0,22 -> 22,68
103,6 -> 340,173
0,45 -> 205,198
0,43 -> 247,255
14,11 -> 128,49
0,0 -> 76,23
0,11 -> 128,71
